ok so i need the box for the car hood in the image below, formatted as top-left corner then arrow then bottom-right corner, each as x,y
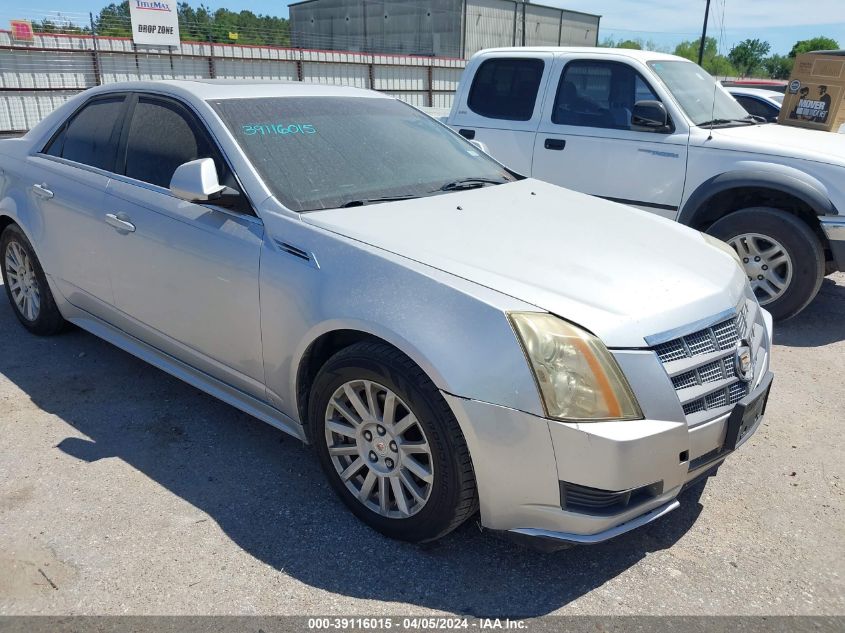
302,179 -> 747,348
706,123 -> 845,167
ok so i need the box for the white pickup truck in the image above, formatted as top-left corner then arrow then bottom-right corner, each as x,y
435,47 -> 845,320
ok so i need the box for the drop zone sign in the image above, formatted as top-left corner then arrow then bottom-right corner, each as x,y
129,0 -> 180,47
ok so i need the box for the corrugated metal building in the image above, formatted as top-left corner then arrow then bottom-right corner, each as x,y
289,0 -> 600,58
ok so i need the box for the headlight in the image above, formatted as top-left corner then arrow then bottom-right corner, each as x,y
703,232 -> 743,267
509,313 -> 642,421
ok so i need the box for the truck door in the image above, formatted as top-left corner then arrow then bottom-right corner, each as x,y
532,56 -> 689,219
448,52 -> 553,175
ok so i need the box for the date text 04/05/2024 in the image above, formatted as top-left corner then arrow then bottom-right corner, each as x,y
306,618 -> 527,630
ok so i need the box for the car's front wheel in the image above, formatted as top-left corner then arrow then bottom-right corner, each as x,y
309,341 -> 478,542
706,207 -> 825,320
1,224 -> 65,335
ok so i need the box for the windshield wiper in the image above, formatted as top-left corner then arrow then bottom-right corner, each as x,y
340,195 -> 420,208
439,177 -> 506,191
698,116 -> 757,127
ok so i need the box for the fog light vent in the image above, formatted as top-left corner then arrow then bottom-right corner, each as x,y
560,480 -> 663,516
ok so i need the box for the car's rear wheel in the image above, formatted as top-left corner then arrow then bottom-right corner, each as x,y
309,341 -> 477,542
706,207 -> 824,320
1,224 -> 65,335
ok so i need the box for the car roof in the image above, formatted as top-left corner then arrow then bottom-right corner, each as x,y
82,79 -> 388,101
726,87 -> 783,100
473,46 -> 682,63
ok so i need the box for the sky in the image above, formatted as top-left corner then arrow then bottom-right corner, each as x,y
554,0 -> 845,55
6,0 -> 845,56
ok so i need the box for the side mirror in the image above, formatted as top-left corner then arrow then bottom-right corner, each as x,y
632,100 -> 670,131
170,158 -> 226,202
469,139 -> 490,154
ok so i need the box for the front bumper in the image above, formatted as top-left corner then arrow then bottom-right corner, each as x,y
442,367 -> 772,547
821,216 -> 845,271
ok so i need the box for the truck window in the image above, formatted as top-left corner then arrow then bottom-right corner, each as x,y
467,58 -> 545,121
552,60 -> 659,130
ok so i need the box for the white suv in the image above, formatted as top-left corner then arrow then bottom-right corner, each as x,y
440,47 -> 845,320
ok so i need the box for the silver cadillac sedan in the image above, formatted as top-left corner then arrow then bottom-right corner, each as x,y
0,81 -> 773,547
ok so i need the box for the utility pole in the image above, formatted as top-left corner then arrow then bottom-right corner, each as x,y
697,0 -> 711,66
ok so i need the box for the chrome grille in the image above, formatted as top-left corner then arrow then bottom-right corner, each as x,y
654,339 -> 686,362
685,329 -> 714,356
714,319 -> 740,348
651,301 -> 763,425
654,303 -> 748,364
672,370 -> 697,390
683,399 -> 706,415
728,381 -> 748,402
705,389 -> 728,409
698,359 -> 724,383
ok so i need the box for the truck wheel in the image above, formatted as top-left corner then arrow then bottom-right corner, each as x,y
309,341 -> 478,542
1,224 -> 66,335
706,207 -> 824,320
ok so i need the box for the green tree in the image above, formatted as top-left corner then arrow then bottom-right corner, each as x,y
601,36 -> 667,52
728,38 -> 771,77
33,18 -> 88,35
642,39 -> 669,53
616,39 -> 642,50
789,36 -> 839,58
674,37 -> 713,62
94,2 -> 132,38
178,3 -> 215,41
762,54 -> 793,79
673,37 -> 737,77
175,3 -> 289,45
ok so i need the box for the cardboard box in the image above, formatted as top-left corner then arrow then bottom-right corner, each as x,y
778,51 -> 845,133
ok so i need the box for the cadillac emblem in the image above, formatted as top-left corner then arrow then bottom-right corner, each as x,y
735,340 -> 754,383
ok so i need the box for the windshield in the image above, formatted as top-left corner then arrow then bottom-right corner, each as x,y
648,60 -> 751,126
209,96 -> 514,212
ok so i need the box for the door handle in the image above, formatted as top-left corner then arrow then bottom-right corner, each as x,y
544,138 -> 566,151
31,183 -> 54,199
105,212 -> 136,233
458,128 -> 476,140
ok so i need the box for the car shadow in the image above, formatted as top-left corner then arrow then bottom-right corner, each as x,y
0,287 -> 705,617
773,276 -> 845,348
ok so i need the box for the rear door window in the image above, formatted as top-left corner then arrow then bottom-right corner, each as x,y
467,58 -> 545,121
43,96 -> 125,171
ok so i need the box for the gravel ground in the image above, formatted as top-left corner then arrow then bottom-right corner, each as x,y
0,274 -> 843,617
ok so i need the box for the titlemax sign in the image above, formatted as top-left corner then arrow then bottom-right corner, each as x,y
135,1 -> 173,10
129,0 -> 180,45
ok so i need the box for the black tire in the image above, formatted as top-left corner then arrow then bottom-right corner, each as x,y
309,341 -> 478,542
1,224 -> 66,335
706,207 -> 825,321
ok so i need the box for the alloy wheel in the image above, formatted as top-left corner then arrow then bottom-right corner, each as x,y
728,232 -> 793,305
324,379 -> 434,519
4,240 -> 41,322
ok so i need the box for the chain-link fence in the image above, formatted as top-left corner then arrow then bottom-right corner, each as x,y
0,1 -> 601,134
0,7 -> 471,134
